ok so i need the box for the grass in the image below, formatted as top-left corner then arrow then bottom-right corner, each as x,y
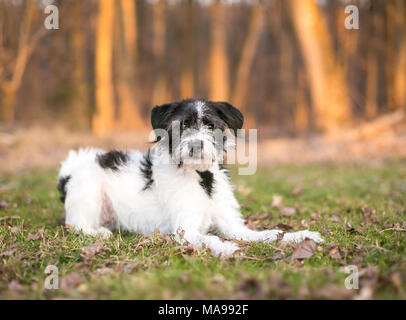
0,160 -> 405,299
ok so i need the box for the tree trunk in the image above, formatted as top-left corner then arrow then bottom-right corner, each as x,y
365,4 -> 379,119
0,1 -> 36,124
180,0 -> 195,99
116,0 -> 146,130
151,0 -> 171,106
93,0 -> 116,135
208,0 -> 229,102
70,0 -> 90,130
231,2 -> 263,126
394,0 -> 406,110
287,0 -> 351,132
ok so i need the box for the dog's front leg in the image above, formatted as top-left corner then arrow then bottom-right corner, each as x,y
175,227 -> 240,257
213,205 -> 324,244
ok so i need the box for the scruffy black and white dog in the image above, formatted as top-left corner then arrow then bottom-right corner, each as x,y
58,99 -> 323,256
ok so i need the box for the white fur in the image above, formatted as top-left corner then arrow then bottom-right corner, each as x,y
59,145 -> 323,257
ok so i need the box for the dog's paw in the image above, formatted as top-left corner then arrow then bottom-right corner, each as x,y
282,230 -> 324,243
211,241 -> 240,257
262,230 -> 285,242
95,227 -> 113,239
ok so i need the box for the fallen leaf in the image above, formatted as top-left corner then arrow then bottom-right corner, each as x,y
328,246 -> 345,261
80,242 -> 110,260
321,228 -> 331,236
292,238 -> 317,260
275,223 -> 293,231
0,200 -> 10,209
360,206 -> 375,225
0,244 -> 18,257
93,267 -> 113,277
280,207 -> 296,217
26,228 -> 44,241
122,261 -> 139,273
313,284 -> 355,299
8,280 -> 23,294
271,195 -> 283,208
176,226 -> 185,239
0,215 -> 20,222
291,186 -> 302,196
10,226 -> 19,234
331,214 -> 342,223
60,272 -> 82,290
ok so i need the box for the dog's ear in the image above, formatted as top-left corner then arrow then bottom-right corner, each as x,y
151,103 -> 176,130
212,102 -> 244,135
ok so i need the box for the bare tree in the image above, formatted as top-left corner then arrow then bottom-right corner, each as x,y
231,1 -> 264,126
93,0 -> 116,135
287,0 -> 351,131
208,0 -> 229,101
0,1 -> 47,124
116,0 -> 146,130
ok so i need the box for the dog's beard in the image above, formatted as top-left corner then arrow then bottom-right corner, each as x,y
172,138 -> 219,171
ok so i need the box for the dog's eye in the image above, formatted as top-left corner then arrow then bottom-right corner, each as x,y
207,123 -> 214,130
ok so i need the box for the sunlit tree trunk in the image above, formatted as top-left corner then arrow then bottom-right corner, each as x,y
394,0 -> 406,110
0,1 -> 41,124
208,0 -> 229,102
365,5 -> 380,119
231,2 -> 263,126
180,0 -> 195,99
116,0 -> 146,130
93,0 -> 116,135
152,0 -> 171,106
287,0 -> 351,132
71,0 -> 90,130
295,69 -> 310,131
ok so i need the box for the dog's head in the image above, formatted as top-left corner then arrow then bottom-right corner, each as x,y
151,99 -> 243,170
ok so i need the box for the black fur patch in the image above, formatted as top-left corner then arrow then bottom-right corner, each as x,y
97,151 -> 128,171
196,170 -> 214,197
140,150 -> 154,191
57,175 -> 71,203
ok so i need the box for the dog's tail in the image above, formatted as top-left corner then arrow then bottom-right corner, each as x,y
57,148 -> 103,203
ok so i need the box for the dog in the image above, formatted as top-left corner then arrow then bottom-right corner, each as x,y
58,99 -> 323,256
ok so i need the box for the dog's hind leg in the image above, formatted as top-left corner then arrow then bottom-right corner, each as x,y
63,176 -> 113,239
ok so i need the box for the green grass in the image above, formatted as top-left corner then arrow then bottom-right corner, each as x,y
1,161 -> 406,299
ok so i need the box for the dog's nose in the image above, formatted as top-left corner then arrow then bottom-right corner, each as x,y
188,140 -> 204,157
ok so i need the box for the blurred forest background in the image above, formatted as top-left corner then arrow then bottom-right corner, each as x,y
1,0 -> 406,172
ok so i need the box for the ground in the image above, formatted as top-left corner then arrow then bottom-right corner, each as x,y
0,161 -> 405,299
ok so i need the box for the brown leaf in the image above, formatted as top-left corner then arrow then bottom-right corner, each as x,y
176,226 -> 185,239
26,228 -> 44,241
122,261 -> 139,273
275,223 -> 293,231
328,246 -> 345,261
321,228 -> 331,236
360,206 -> 375,225
93,267 -> 113,277
0,200 -> 10,209
271,195 -> 283,208
80,242 -> 110,260
292,238 -> 317,260
8,280 -> 23,294
0,215 -> 20,222
10,226 -> 19,234
311,212 -> 322,221
280,207 -> 296,217
60,272 -> 82,290
0,244 -> 18,257
330,214 -> 342,223
313,284 -> 355,299
291,186 -> 302,196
